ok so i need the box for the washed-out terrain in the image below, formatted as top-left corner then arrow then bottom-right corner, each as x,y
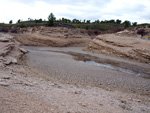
0,26 -> 150,113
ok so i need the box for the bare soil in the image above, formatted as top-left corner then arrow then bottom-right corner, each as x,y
84,30 -> 150,63
0,63 -> 150,113
13,26 -> 92,47
0,29 -> 150,113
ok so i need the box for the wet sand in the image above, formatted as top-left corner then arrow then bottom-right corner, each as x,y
23,46 -> 150,95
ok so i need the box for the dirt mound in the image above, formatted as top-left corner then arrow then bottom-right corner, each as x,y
13,26 -> 92,47
84,32 -> 150,63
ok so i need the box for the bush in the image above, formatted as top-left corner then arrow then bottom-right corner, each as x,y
85,25 -> 89,30
0,27 -> 9,32
137,29 -> 146,35
10,27 -> 18,33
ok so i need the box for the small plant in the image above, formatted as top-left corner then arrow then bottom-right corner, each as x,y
85,25 -> 89,30
78,25 -> 81,28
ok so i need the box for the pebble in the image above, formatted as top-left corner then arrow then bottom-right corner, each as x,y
0,82 -> 10,86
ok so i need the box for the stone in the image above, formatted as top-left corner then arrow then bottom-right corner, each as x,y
4,56 -> 17,65
0,37 -> 10,42
0,42 -> 14,56
0,82 -> 10,86
2,76 -> 10,79
19,47 -> 28,54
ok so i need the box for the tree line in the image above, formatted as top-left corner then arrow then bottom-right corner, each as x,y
8,13 -> 137,28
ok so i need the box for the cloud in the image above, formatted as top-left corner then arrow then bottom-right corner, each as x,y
0,0 -> 149,24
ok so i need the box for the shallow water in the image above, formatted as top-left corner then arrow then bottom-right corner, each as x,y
23,46 -> 150,93
79,61 -> 150,78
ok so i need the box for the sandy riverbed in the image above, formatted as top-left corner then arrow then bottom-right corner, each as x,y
0,45 -> 150,113
23,46 -> 150,95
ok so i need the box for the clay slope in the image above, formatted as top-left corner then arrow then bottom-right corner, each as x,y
13,26 -> 92,47
84,31 -> 150,63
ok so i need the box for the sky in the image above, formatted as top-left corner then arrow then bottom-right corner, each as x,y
0,0 -> 149,24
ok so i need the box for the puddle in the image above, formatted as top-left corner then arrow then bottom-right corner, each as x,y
80,61 -> 150,78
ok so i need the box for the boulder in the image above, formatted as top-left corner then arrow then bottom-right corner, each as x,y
19,47 -> 28,54
0,37 -> 10,42
0,42 -> 14,56
4,56 -> 17,65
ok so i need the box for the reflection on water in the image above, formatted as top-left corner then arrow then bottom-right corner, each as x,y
80,61 -> 150,78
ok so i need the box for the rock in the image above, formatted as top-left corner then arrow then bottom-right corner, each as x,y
1,76 -> 10,79
0,56 -> 4,61
19,47 -> 28,54
0,82 -> 10,86
74,91 -> 82,94
120,99 -> 127,104
0,37 -> 10,42
4,56 -> 17,65
0,42 -> 14,56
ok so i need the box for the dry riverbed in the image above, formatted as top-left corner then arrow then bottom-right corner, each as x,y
0,61 -> 150,113
0,32 -> 150,113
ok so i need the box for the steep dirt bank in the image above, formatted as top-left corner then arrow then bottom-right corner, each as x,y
84,30 -> 150,63
13,26 -> 93,47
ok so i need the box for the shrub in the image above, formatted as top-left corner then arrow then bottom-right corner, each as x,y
137,29 -> 146,35
0,27 -> 9,32
85,25 -> 89,30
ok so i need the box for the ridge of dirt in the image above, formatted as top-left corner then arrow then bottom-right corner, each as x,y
84,30 -> 150,63
12,26 -> 93,47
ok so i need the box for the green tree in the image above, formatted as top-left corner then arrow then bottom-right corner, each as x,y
9,20 -> 13,24
132,22 -> 137,26
116,19 -> 121,24
47,13 -> 56,26
86,20 -> 90,24
17,19 -> 21,23
123,20 -> 131,28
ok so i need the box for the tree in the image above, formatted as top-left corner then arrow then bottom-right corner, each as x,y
109,19 -> 115,23
86,20 -> 90,24
17,19 -> 21,23
116,19 -> 121,24
28,18 -> 33,21
132,22 -> 137,26
123,20 -> 131,28
94,20 -> 100,24
83,19 -> 86,23
9,20 -> 13,24
47,13 -> 56,26
35,18 -> 43,23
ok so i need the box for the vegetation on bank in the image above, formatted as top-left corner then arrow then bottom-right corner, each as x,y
0,13 -> 150,32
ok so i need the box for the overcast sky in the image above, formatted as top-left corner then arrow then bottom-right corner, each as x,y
0,0 -> 149,24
